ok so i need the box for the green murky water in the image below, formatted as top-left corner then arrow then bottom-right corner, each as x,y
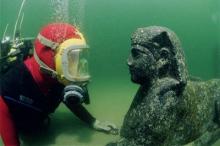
1,0 -> 220,145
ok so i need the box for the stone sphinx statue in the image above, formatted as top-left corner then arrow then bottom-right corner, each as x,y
107,26 -> 220,146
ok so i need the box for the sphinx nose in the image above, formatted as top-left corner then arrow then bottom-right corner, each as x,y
127,55 -> 133,66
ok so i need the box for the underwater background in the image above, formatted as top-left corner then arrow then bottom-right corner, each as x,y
0,0 -> 220,145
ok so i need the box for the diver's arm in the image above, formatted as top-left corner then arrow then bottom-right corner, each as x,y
62,84 -> 118,134
64,101 -> 96,126
62,84 -> 96,126
64,101 -> 118,134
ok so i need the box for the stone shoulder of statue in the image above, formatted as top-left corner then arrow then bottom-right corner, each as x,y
107,26 -> 220,146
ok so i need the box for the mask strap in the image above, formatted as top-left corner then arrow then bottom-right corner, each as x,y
37,34 -> 59,50
33,48 -> 58,78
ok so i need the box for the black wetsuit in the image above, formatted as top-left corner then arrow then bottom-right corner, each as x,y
0,62 -> 95,129
0,62 -> 63,128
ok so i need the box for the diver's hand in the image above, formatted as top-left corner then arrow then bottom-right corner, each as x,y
92,120 -> 119,135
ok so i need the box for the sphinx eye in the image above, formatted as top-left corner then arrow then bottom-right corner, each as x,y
131,49 -> 141,58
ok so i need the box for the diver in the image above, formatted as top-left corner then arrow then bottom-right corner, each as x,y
0,23 -> 118,146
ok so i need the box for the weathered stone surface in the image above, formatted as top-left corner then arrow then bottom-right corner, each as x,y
107,26 -> 220,146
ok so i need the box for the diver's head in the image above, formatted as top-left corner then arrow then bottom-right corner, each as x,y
34,23 -> 90,85
127,26 -> 187,87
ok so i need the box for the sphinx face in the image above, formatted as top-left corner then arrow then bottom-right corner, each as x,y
127,44 -> 157,85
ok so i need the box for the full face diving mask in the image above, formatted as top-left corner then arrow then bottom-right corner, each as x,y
55,38 -> 90,85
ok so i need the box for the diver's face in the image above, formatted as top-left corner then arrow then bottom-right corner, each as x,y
127,44 -> 157,84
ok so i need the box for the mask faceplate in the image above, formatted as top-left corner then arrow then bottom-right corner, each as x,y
55,39 -> 90,85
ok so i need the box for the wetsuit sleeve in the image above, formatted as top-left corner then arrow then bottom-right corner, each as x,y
0,96 -> 20,146
63,101 -> 96,126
